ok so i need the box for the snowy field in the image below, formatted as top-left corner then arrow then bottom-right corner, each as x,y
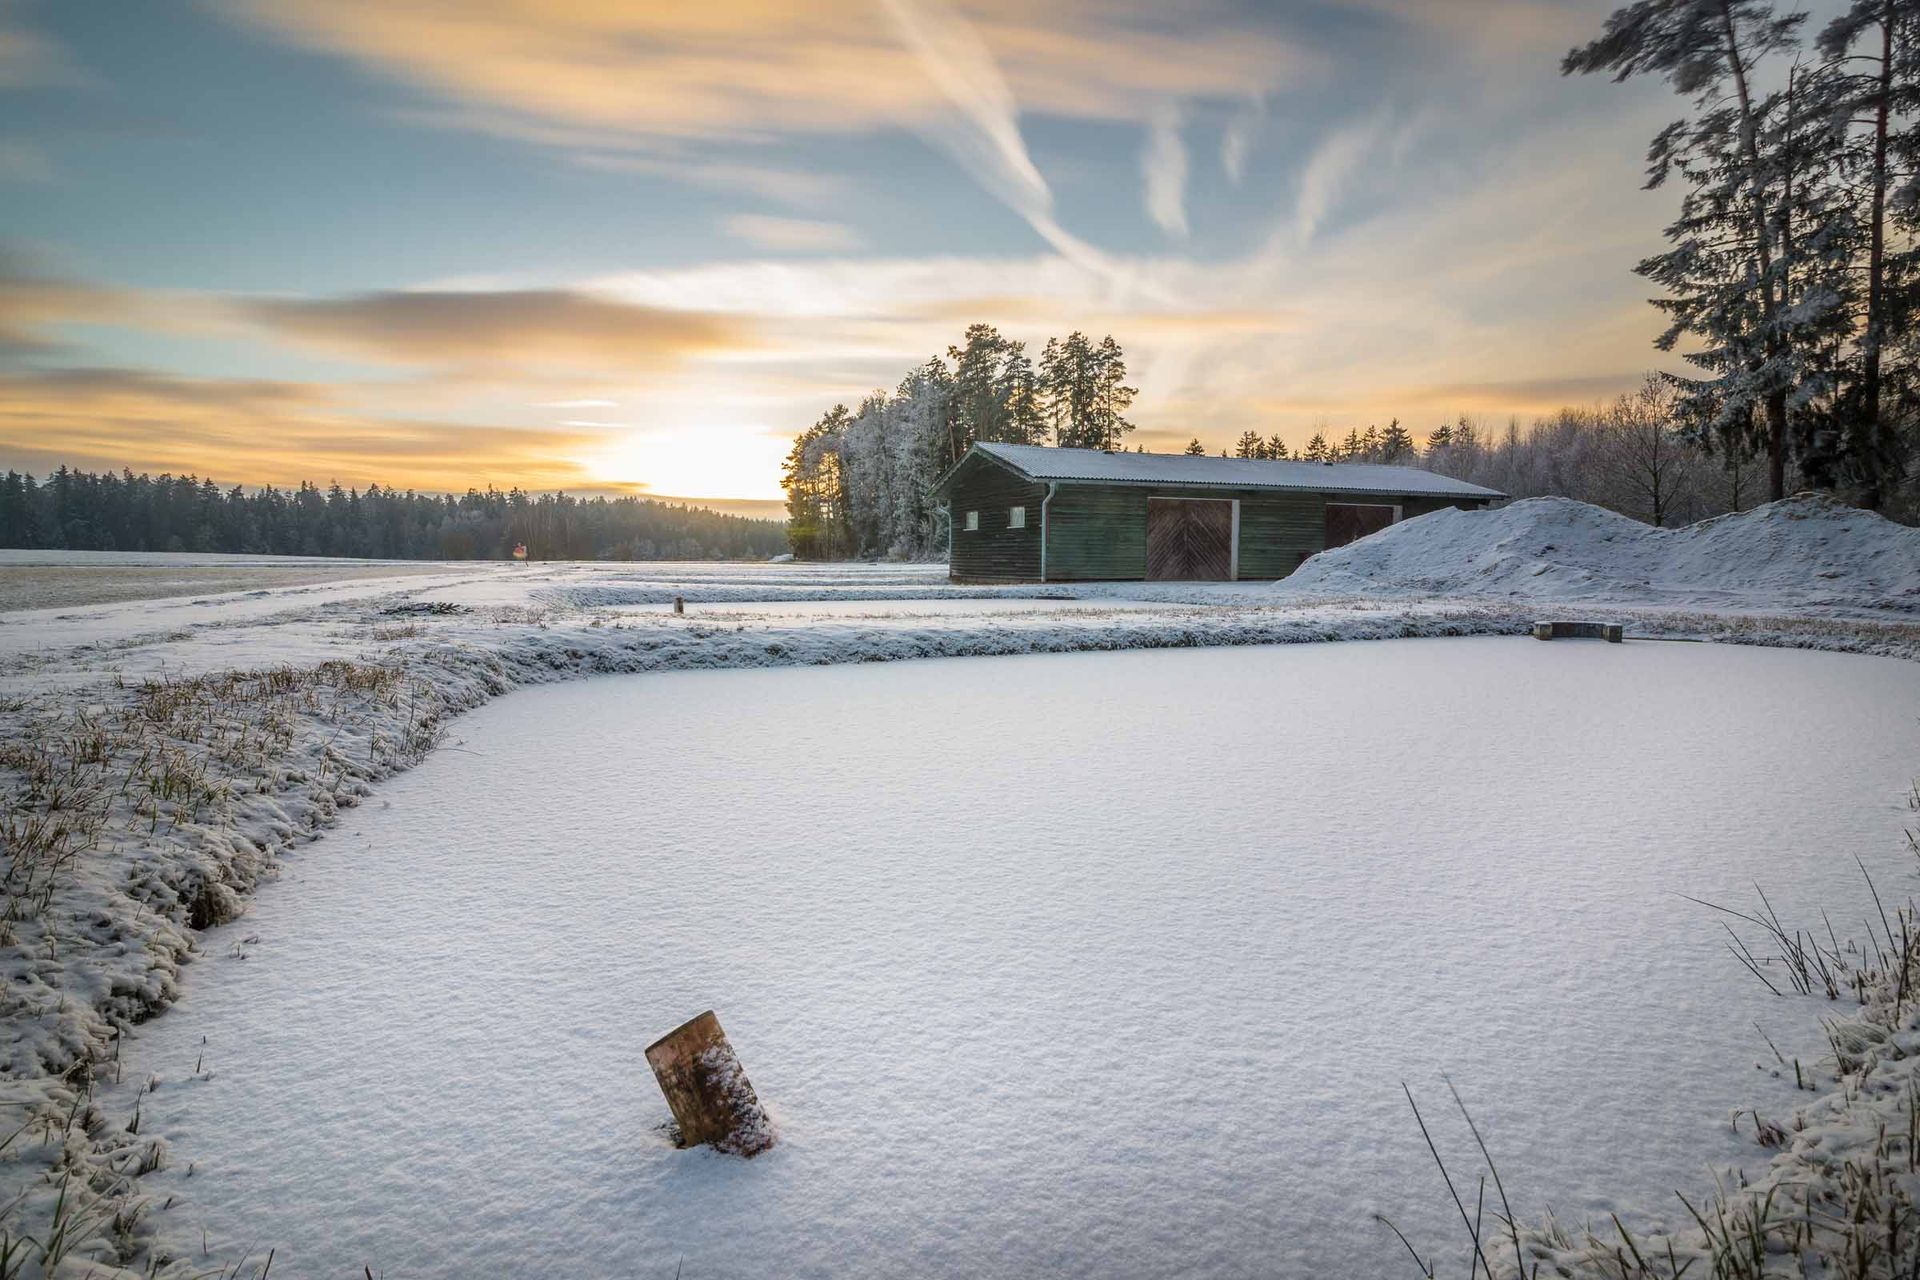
6,499 -> 1920,1277
0,549 -> 451,612
105,640 -> 1920,1278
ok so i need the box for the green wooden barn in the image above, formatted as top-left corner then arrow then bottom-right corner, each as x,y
931,442 -> 1505,583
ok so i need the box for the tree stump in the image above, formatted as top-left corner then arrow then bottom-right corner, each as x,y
645,1010 -> 774,1157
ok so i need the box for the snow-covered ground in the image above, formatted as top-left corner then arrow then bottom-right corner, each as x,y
5,498 -> 1920,1277
104,640 -> 1920,1279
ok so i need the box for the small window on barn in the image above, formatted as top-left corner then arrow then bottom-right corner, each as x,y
964,510 -> 979,531
1009,505 -> 1026,529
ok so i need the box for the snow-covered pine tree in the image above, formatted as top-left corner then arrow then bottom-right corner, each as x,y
1564,0 -> 1829,500
1815,0 -> 1920,507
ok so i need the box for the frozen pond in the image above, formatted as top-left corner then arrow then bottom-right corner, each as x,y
118,638 -> 1920,1277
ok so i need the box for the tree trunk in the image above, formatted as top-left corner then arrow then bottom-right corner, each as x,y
1858,4 -> 1895,509
1720,3 -> 1789,498
646,1010 -> 775,1157
1766,390 -> 1787,501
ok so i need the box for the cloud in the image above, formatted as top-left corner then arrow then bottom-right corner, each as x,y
877,0 -> 1110,271
0,255 -> 154,354
217,0 -> 1306,263
218,0 -> 1309,141
0,13 -> 86,89
1288,110 -> 1392,250
237,289 -> 754,371
723,215 -> 865,253
1141,105 -> 1188,239
1220,95 -> 1265,184
0,366 -> 613,492
572,155 -> 850,210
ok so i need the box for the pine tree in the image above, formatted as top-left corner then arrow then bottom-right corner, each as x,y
1565,0 -> 1828,500
1815,0 -> 1920,506
1377,418 -> 1416,463
1234,430 -> 1266,458
1183,438 -> 1207,455
1266,433 -> 1290,459
1302,431 -> 1331,461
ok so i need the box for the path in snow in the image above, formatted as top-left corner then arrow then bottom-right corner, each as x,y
113,637 -> 1920,1279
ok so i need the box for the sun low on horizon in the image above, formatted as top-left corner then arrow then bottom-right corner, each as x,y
0,0 -> 1687,511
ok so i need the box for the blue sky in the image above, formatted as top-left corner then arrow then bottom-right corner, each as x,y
0,0 -> 1692,509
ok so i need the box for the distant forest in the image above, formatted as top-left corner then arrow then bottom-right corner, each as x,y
0,467 -> 788,561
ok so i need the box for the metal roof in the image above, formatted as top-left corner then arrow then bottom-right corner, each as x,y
951,441 -> 1507,500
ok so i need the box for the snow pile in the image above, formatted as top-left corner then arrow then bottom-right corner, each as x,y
1281,493 -> 1920,611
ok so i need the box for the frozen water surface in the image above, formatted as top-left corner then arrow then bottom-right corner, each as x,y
117,637 -> 1920,1278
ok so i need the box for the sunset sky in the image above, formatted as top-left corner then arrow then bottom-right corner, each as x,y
1,0 -> 1692,514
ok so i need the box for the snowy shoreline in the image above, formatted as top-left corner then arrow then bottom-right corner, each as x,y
4,543 -> 1920,1275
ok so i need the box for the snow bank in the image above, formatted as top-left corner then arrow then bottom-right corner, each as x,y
1281,493 -> 1920,612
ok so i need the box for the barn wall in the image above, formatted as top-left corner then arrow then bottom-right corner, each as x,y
943,460 -> 1497,583
1044,485 -> 1329,581
947,457 -> 1046,582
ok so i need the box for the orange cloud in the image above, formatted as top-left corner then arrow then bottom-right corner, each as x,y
0,368 -> 611,492
239,289 -> 755,371
218,0 -> 1310,146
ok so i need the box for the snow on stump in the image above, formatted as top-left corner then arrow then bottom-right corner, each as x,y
1531,620 -> 1623,643
645,1010 -> 775,1157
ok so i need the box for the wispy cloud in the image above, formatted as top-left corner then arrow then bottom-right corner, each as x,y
1220,95 -> 1265,185
238,289 -> 754,371
1141,105 -> 1189,240
877,0 -> 1111,271
1289,110 -> 1392,249
723,215 -> 865,253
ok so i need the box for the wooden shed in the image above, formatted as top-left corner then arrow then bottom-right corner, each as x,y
931,442 -> 1505,583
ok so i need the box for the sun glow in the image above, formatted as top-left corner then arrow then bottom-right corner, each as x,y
578,426 -> 788,502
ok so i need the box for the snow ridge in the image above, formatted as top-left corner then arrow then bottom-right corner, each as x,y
1282,493 -> 1920,611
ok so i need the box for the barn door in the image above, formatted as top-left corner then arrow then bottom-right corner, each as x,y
1146,498 -> 1234,580
1324,503 -> 1397,550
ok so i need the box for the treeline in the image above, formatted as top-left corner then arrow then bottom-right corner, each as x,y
0,467 -> 788,561
784,324 -> 1135,559
1564,0 -> 1920,509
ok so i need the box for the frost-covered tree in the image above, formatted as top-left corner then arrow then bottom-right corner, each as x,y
1813,0 -> 1920,506
1564,0 -> 1835,500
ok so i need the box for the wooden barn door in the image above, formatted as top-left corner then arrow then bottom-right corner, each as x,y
1324,502 -> 1397,550
1146,498 -> 1234,580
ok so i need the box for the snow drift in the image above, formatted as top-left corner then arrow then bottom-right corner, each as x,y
1279,493 -> 1920,611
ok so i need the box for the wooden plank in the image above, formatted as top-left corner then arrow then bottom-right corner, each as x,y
1146,498 -> 1233,580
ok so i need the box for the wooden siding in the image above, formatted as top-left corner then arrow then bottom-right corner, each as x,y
946,455 -> 1046,582
1044,485 -> 1328,581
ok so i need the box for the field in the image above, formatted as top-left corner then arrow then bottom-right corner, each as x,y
4,500 -> 1920,1279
